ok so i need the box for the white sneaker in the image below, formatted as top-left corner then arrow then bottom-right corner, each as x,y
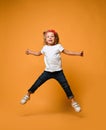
20,95 -> 30,104
72,102 -> 81,112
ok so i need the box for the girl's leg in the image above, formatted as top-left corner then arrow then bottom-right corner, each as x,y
28,71 -> 50,93
54,70 -> 81,112
20,71 -> 51,104
54,70 -> 74,99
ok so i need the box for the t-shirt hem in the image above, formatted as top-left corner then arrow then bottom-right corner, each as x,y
44,68 -> 63,72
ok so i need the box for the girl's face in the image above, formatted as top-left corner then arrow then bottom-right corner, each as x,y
45,32 -> 55,45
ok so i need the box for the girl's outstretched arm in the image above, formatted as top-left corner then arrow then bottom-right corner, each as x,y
62,49 -> 83,56
26,49 -> 42,56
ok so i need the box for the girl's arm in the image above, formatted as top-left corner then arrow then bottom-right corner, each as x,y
26,49 -> 42,56
62,49 -> 83,56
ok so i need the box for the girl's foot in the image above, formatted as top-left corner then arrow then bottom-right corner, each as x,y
71,102 -> 81,112
20,94 -> 30,104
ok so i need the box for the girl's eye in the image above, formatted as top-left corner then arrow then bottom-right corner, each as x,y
47,36 -> 54,38
50,36 -> 54,38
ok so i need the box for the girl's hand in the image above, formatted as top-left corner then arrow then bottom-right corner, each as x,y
26,49 -> 31,55
80,51 -> 84,56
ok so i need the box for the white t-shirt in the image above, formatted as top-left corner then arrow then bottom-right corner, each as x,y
41,44 -> 64,72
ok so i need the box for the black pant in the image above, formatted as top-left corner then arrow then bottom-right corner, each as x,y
28,70 -> 74,99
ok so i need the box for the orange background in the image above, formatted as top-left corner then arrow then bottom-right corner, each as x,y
0,0 -> 106,130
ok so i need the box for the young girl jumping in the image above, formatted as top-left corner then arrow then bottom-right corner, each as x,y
20,29 -> 83,112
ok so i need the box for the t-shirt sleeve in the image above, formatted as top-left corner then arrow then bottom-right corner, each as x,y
41,46 -> 45,54
58,44 -> 64,52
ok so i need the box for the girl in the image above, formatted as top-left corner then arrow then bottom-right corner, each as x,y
20,30 -> 83,112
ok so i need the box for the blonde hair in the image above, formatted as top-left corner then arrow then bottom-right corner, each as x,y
43,29 -> 59,45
